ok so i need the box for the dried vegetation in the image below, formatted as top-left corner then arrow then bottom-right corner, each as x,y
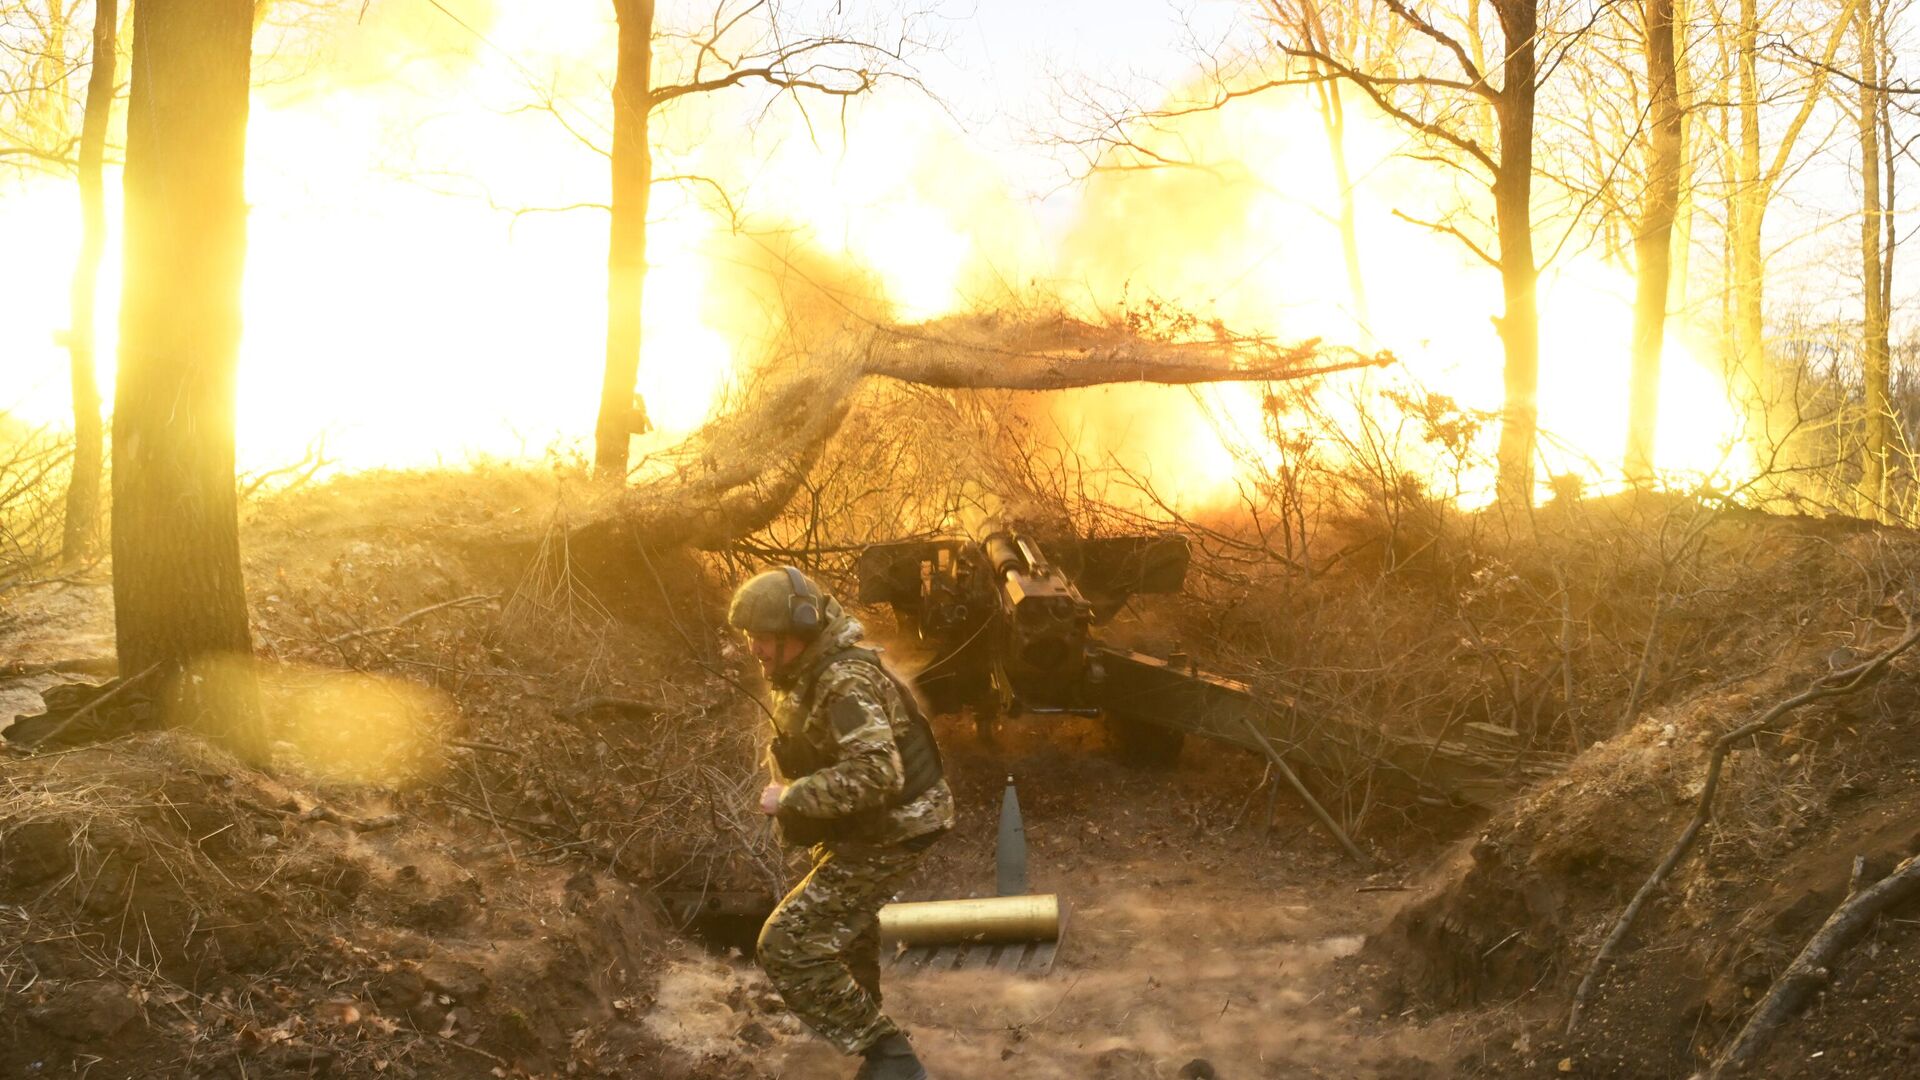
11,340 -> 1920,1074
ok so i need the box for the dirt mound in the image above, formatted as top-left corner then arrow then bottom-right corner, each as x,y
1367,519 -> 1920,1075
0,732 -> 753,1077
0,469 -> 798,1077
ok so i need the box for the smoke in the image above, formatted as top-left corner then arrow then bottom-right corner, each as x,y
0,3 -> 1745,500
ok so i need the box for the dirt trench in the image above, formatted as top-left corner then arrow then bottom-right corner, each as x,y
0,474 -> 1462,1079
645,715 -> 1454,1079
42,472 -> 1920,1077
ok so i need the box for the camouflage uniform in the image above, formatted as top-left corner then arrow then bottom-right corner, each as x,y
757,613 -> 955,1056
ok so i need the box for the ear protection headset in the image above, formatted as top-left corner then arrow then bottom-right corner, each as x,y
782,566 -> 823,637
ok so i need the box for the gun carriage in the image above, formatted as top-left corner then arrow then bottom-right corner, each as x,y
857,528 -> 1546,810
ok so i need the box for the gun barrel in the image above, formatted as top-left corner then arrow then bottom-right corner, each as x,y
983,533 -> 1025,579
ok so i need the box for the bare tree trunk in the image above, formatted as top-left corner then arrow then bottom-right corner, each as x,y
1879,11 -> 1896,506
1728,0 -> 1857,453
1857,0 -> 1890,518
594,0 -> 656,482
1730,0 -> 1765,428
60,0 -> 116,566
1315,73 -> 1371,334
1492,0 -> 1540,507
1294,2 -> 1371,334
1625,0 -> 1683,483
1667,0 -> 1694,316
112,0 -> 264,760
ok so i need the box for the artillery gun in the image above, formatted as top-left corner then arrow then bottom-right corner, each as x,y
857,527 -> 1546,812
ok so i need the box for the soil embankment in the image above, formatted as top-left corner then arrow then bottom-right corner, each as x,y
10,473 -> 1920,1077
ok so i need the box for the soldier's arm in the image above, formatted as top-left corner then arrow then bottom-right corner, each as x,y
778,666 -> 905,819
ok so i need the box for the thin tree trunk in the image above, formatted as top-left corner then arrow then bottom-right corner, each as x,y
1858,0 -> 1890,518
1730,0 -> 1765,430
1716,23 -> 1735,368
1492,0 -> 1540,507
1879,18 -> 1896,510
113,0 -> 264,759
1295,2 -> 1371,335
1729,0 -> 1857,454
1316,73 -> 1371,334
1625,0 -> 1682,483
594,0 -> 656,482
61,0 -> 116,565
1667,0 -> 1693,315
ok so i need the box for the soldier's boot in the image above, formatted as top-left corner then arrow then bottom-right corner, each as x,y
854,1032 -> 927,1080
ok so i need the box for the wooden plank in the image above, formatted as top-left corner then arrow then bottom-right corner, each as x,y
995,943 -> 1028,974
888,945 -> 927,972
962,943 -> 996,970
1025,939 -> 1059,975
925,945 -> 961,972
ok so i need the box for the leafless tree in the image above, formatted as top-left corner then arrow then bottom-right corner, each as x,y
592,0 -> 941,482
1626,0 -> 1686,483
58,0 -> 114,565
111,0 -> 265,759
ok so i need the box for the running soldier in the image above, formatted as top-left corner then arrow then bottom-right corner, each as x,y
729,566 -> 953,1080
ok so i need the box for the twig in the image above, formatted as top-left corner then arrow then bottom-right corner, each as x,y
1620,586 -> 1666,730
299,806 -> 405,832
1238,715 -> 1373,866
447,738 -> 516,756
1568,618 -> 1920,1034
1,656 -> 117,679
1014,974 -> 1084,1030
25,663 -> 162,748
435,1034 -> 508,1065
324,594 -> 497,646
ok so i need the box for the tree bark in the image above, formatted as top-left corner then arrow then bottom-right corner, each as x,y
1625,0 -> 1683,484
112,0 -> 264,759
1491,0 -> 1540,508
1857,0 -> 1890,518
594,0 -> 656,482
60,0 -> 117,566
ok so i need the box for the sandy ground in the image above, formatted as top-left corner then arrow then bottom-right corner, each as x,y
697,715 -> 1454,1079
0,578 -> 113,721
0,556 -> 1461,1079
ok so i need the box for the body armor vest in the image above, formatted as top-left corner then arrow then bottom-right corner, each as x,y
770,645 -> 945,844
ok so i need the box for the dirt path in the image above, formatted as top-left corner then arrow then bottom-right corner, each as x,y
838,881 -> 1435,1078
748,719 -> 1453,1078
1,572 -> 1461,1079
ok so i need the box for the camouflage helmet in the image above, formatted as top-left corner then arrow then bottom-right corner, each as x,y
727,566 -> 826,637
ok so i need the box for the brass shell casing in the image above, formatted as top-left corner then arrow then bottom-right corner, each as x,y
878,894 -> 1060,945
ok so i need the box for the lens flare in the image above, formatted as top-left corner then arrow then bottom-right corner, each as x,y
261,662 -> 451,784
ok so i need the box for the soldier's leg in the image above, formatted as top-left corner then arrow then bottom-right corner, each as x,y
756,844 -> 922,1055
849,915 -> 882,1003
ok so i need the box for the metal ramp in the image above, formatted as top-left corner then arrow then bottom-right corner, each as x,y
888,931 -> 1063,977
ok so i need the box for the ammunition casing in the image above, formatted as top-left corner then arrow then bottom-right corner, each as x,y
878,893 -> 1060,945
